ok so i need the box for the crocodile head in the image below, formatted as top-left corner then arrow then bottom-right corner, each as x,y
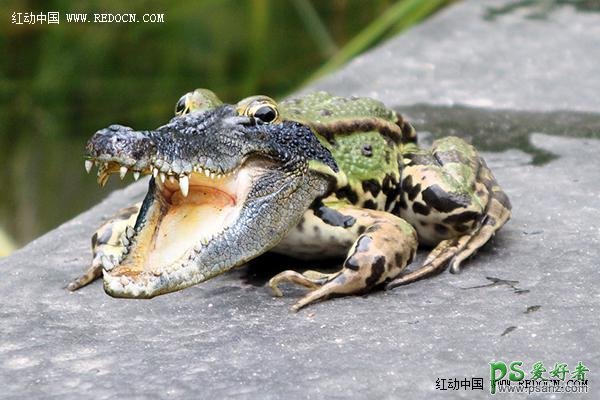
86,93 -> 337,298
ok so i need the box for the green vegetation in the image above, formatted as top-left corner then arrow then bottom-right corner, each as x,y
0,0 -> 451,249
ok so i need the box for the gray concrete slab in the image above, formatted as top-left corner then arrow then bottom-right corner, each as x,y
310,0 -> 600,113
1,0 -> 599,398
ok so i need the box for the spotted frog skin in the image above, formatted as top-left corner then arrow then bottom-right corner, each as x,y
69,89 -> 511,311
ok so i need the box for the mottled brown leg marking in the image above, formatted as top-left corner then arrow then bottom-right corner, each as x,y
389,137 -> 511,288
269,207 -> 417,311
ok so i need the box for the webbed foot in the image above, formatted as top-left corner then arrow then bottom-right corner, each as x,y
68,203 -> 140,291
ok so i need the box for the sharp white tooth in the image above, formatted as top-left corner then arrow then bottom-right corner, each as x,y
204,169 -> 210,177
168,175 -> 176,184
101,255 -> 114,271
209,172 -> 215,179
85,160 -> 93,173
126,226 -> 135,239
160,173 -> 166,183
119,166 -> 128,179
122,236 -> 130,246
153,168 -> 159,178
133,171 -> 140,181
179,175 -> 189,197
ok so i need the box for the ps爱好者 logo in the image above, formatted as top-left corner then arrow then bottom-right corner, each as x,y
489,360 -> 589,395
435,360 -> 590,394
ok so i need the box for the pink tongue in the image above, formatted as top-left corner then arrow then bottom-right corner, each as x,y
146,186 -> 236,269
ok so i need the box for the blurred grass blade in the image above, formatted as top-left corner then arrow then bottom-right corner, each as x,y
292,0 -> 338,57
0,227 -> 16,257
242,0 -> 270,94
305,0 -> 451,84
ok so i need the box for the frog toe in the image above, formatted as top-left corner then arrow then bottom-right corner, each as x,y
449,252 -> 471,274
449,198 -> 511,274
67,260 -> 103,291
268,269 -> 336,297
386,235 -> 471,289
289,273 -> 361,312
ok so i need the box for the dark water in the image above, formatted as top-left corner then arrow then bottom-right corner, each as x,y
401,105 -> 600,165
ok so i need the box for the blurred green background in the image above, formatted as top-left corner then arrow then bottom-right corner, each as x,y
0,0 -> 453,255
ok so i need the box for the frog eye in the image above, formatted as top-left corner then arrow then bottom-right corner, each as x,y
253,105 -> 278,123
236,96 -> 280,124
176,89 -> 223,116
175,95 -> 188,116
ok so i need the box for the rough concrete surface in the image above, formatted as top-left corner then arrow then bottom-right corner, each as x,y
1,1 -> 599,399
310,0 -> 600,113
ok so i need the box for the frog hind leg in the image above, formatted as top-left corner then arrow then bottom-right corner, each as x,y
447,185 -> 511,273
269,207 -> 418,311
67,203 -> 141,291
388,137 -> 511,289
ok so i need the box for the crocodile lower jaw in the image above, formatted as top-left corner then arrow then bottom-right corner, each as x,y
103,162 -> 268,295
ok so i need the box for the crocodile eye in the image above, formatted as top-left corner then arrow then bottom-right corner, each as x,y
253,105 -> 278,123
175,95 -> 187,116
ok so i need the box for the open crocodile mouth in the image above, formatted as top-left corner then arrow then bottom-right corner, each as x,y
82,110 -> 338,298
91,159 -> 268,297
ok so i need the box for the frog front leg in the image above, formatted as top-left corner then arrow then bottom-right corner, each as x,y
67,203 -> 141,291
269,206 -> 418,311
388,136 -> 511,288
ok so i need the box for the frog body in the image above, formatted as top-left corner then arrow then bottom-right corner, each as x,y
69,89 -> 511,311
